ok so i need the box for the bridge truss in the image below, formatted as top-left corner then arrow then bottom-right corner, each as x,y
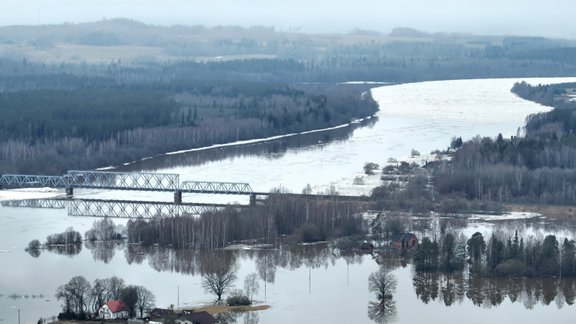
1,170 -> 256,217
180,180 -> 253,194
67,170 -> 179,191
1,198 -> 68,209
1,170 -> 254,195
0,174 -> 71,188
67,199 -> 227,218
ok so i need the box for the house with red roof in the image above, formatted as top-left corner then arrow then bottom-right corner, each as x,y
99,300 -> 129,319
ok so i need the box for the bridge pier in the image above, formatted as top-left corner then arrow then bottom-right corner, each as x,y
250,193 -> 256,207
66,187 -> 73,196
174,190 -> 182,204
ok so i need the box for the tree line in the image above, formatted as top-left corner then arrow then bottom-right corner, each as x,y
26,218 -> 124,258
126,192 -> 366,250
0,80 -> 378,174
433,81 -> 576,205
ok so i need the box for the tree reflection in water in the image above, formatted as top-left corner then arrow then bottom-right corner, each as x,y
45,243 -> 82,256
84,240 -> 123,263
412,270 -> 576,309
33,224 -> 576,317
368,266 -> 398,324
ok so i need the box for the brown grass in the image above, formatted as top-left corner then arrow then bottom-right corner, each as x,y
504,203 -> 576,220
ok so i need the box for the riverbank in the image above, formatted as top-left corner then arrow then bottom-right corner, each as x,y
102,114 -> 378,171
504,203 -> 576,220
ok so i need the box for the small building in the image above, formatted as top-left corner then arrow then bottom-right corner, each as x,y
150,308 -> 173,318
391,233 -> 418,249
176,311 -> 217,324
99,300 -> 129,319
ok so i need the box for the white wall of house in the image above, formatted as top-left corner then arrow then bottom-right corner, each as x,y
98,305 -> 129,319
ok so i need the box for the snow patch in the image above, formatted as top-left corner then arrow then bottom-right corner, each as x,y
468,212 -> 542,221
0,188 -> 64,201
164,116 -> 373,157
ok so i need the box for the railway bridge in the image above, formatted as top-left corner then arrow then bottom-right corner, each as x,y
0,170 -> 258,205
1,170 -> 373,218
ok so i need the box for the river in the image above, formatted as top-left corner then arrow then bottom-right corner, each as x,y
2,77 -> 576,324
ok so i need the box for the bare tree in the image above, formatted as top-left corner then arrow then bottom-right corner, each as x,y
85,217 -> 119,241
56,276 -> 91,315
136,286 -> 156,318
90,279 -> 109,313
368,268 -> 397,323
107,276 -> 126,300
202,270 -> 237,302
244,273 -> 260,302
368,268 -> 397,303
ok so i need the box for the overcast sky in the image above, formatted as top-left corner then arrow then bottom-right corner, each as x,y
1,0 -> 575,39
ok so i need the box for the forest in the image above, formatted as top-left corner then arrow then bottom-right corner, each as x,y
125,192 -> 366,250
0,80 -> 378,174
432,82 -> 576,205
3,20 -> 576,174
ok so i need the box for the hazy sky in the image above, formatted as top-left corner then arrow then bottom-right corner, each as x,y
2,0 -> 575,38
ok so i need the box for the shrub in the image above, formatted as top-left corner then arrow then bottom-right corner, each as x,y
227,294 -> 251,306
26,239 -> 41,251
364,162 -> 380,175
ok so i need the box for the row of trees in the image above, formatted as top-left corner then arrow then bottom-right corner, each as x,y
26,218 -> 125,258
125,194 -> 366,249
56,276 -> 155,320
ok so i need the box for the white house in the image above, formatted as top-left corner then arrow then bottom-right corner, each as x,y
99,300 -> 129,319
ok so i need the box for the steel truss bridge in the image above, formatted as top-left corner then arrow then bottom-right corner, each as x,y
0,170 -> 253,194
0,198 -> 238,218
0,170 -> 258,218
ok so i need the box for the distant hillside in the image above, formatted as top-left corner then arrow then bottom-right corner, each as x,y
0,18 -> 576,81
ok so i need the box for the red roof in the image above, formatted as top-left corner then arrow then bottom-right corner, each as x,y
105,300 -> 127,313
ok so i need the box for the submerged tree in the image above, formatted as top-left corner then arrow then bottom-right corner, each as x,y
414,237 -> 440,271
538,235 -> 560,276
441,233 -> 465,272
368,268 -> 397,323
467,232 -> 486,273
202,270 -> 237,302
244,273 -> 260,303
562,239 -> 576,277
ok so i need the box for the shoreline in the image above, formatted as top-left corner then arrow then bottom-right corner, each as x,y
97,114 -> 378,171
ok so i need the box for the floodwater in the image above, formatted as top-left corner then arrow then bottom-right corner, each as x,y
2,77 -> 576,324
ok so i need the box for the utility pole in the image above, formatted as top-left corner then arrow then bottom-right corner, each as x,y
177,286 -> 180,309
18,308 -> 20,324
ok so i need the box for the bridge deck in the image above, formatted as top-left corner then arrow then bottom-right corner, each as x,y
1,170 -> 254,195
1,197 -> 247,218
